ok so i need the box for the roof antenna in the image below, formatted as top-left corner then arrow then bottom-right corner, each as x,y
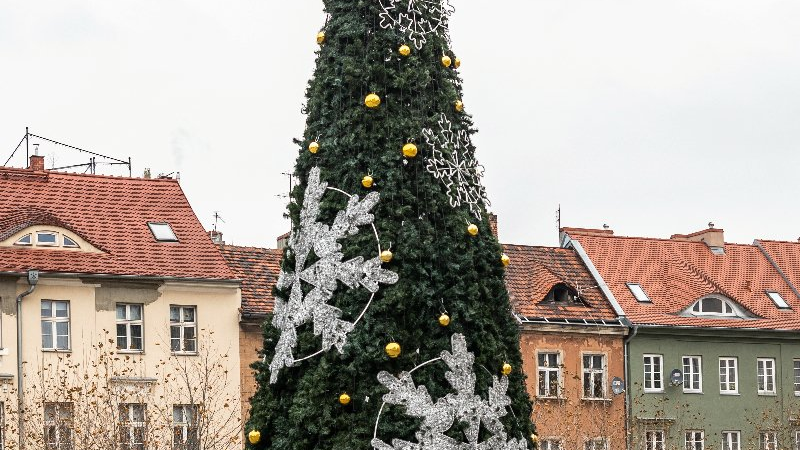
708,221 -> 715,229
213,211 -> 225,232
603,224 -> 610,230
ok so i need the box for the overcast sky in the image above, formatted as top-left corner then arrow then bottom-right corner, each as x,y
2,1 -> 799,248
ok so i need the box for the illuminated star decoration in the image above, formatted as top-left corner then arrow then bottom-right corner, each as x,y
378,0 -> 455,50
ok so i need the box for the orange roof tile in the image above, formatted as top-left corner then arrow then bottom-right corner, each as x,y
503,244 -> 619,322
217,244 -> 283,317
567,230 -> 800,330
0,166 -> 235,280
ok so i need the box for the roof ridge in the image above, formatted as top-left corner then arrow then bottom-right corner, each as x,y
0,166 -> 179,183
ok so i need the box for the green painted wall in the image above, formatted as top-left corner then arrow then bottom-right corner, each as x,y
628,328 -> 800,450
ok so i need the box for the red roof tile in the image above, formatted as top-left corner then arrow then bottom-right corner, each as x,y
504,244 -> 618,322
566,229 -> 800,330
217,244 -> 283,317
0,167 -> 235,280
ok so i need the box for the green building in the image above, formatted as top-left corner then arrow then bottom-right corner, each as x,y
561,227 -> 800,450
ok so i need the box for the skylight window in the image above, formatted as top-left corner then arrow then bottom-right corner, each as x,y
627,283 -> 651,303
148,222 -> 178,242
766,291 -> 790,309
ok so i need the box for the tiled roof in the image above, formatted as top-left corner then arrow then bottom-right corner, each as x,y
0,167 -> 235,280
503,244 -> 618,322
217,244 -> 283,318
566,229 -> 800,330
758,240 -> 800,295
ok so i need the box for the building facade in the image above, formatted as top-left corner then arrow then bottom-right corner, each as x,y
0,158 -> 243,449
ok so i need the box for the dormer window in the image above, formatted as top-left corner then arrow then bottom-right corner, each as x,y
10,229 -> 83,249
37,231 -> 58,246
63,236 -> 79,248
681,295 -> 753,319
148,222 -> 178,242
542,283 -> 583,305
15,234 -> 32,246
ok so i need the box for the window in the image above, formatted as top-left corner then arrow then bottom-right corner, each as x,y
691,297 -> 734,315
543,284 -> 582,304
719,357 -> 738,394
794,431 -> 800,450
14,234 -> 32,245
170,306 -> 197,354
760,432 -> 777,450
37,231 -> 57,246
119,404 -> 146,450
41,300 -> 70,350
643,354 -> 663,392
583,354 -> 605,399
44,402 -> 73,450
627,283 -> 651,302
0,403 -> 4,450
117,304 -> 144,352
537,352 -> 561,397
722,431 -> 740,450
766,291 -> 790,309
173,405 -> 198,450
62,236 -> 79,248
645,430 -> 665,450
685,431 -> 704,450
148,222 -> 178,242
794,359 -> 800,395
585,438 -> 607,450
540,439 -> 562,450
682,356 -> 702,393
757,358 -> 776,395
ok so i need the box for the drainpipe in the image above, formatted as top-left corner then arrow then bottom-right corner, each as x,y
16,269 -> 38,449
624,323 -> 639,450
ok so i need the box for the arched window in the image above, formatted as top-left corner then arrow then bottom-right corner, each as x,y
683,296 -> 750,318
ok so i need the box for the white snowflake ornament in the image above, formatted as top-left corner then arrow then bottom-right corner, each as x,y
423,114 -> 490,220
269,167 -> 399,383
379,0 -> 455,50
372,334 -> 528,450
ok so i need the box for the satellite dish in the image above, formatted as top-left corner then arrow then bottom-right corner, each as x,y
611,377 -> 625,395
670,369 -> 684,386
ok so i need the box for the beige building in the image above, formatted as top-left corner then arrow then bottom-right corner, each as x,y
0,157 -> 243,449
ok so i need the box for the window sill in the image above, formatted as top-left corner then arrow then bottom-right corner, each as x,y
0,348 -> 9,356
720,392 -> 740,396
171,352 -> 198,356
536,396 -> 565,402
117,350 -> 145,355
581,397 -> 613,403
42,349 -> 72,353
758,392 -> 777,397
683,391 -> 703,395
644,390 -> 665,394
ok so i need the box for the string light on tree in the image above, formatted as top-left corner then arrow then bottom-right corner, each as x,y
378,0 -> 455,50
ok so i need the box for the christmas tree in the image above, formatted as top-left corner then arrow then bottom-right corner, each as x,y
246,1 -> 534,448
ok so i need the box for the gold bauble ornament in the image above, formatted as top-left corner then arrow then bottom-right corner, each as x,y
454,57 -> 461,68
438,313 -> 451,327
531,434 -> 539,444
399,44 -> 411,56
385,342 -> 401,358
402,143 -> 418,158
365,93 -> 381,108
455,100 -> 464,112
501,253 -> 510,267
362,175 -> 374,188
501,363 -> 513,375
441,54 -> 452,67
467,223 -> 479,236
248,430 -> 261,445
380,249 -> 393,263
308,141 -> 320,154
339,393 -> 351,405
316,31 -> 326,45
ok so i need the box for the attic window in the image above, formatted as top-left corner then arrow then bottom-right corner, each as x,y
691,297 -> 734,316
766,291 -> 790,309
37,231 -> 57,246
543,283 -> 583,305
148,222 -> 178,242
62,236 -> 79,248
15,234 -> 32,246
627,283 -> 651,303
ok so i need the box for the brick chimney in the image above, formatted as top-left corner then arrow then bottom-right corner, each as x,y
488,214 -> 498,238
29,155 -> 45,171
277,231 -> 290,249
671,226 -> 725,254
208,230 -> 224,244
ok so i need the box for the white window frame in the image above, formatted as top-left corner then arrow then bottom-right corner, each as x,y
173,404 -> 198,450
41,300 -> 70,351
757,358 -> 777,395
116,303 -> 144,353
540,438 -> 563,450
794,431 -> 800,450
0,402 -> 4,450
36,231 -> 58,246
537,351 -> 562,398
170,305 -> 197,355
719,357 -> 738,394
645,430 -> 665,450
44,402 -> 73,450
794,359 -> 800,396
722,431 -> 740,450
585,437 -> 608,450
685,430 -> 704,450
582,353 -> 606,399
682,356 -> 702,393
760,432 -> 778,450
119,403 -> 146,450
643,354 -> 664,393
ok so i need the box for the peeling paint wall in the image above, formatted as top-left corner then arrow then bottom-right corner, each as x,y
90,280 -> 162,312
0,277 -> 18,316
